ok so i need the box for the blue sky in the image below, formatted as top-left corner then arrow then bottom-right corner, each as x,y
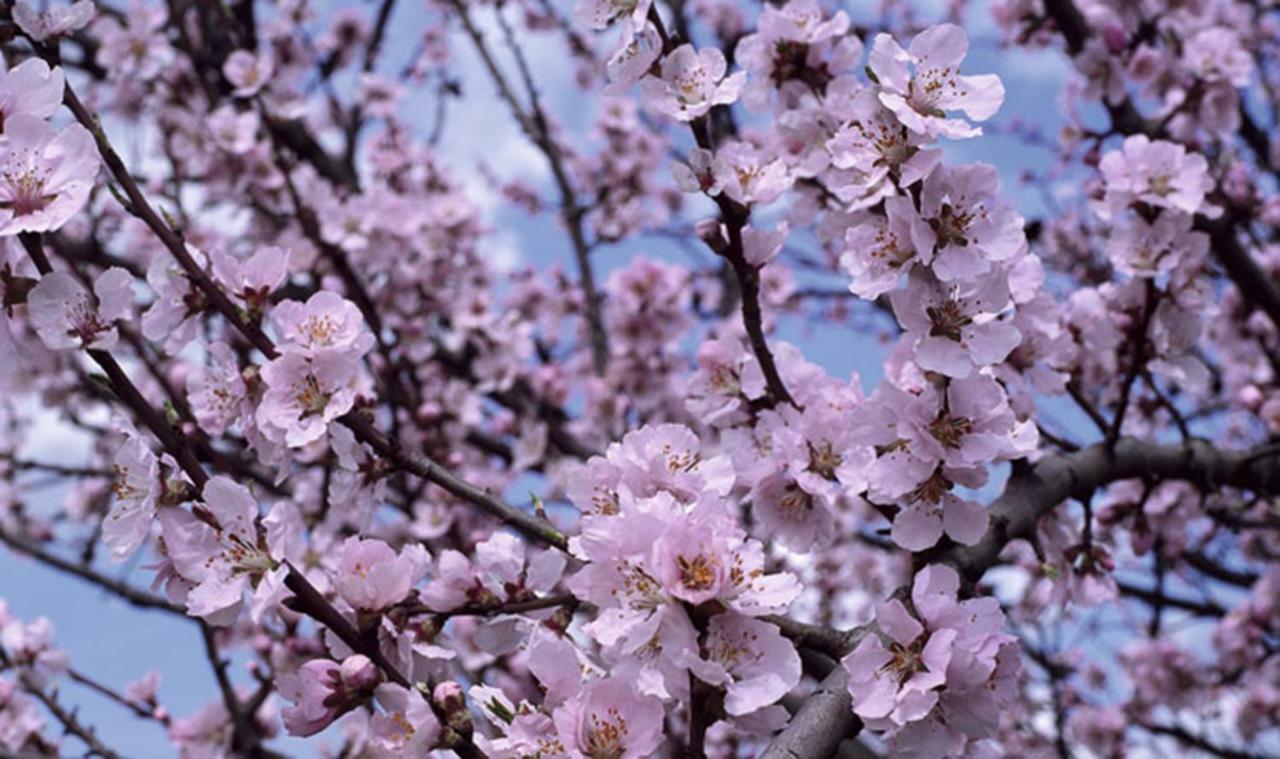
0,1 -> 1086,756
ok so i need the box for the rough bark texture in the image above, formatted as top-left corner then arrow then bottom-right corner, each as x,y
762,438 -> 1280,757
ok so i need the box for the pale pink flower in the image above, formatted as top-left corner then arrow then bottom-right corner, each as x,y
256,351 -> 360,447
28,267 -> 133,351
573,0 -> 651,31
869,24 -> 1004,139
890,268 -> 1020,378
0,115 -> 99,236
1098,135 -> 1215,217
0,59 -> 65,130
280,655 -> 379,737
651,518 -> 729,605
103,436 -> 160,561
551,676 -> 664,758
713,141 -> 791,205
1183,27 -> 1253,87
843,565 -> 1019,749
640,45 -> 745,122
270,290 -> 373,357
213,246 -> 289,314
141,251 -> 203,353
1105,210 -> 1208,278
187,343 -> 247,436
368,683 -> 442,755
742,223 -> 787,267
13,0 -> 94,41
688,613 -> 801,716
604,24 -> 663,95
206,105 -> 261,155
733,0 -> 854,112
826,86 -> 943,192
332,537 -> 428,613
159,476 -> 296,625
672,147 -> 719,194
749,469 -> 836,551
223,50 -> 274,98
841,196 -> 934,299
918,163 -> 1024,279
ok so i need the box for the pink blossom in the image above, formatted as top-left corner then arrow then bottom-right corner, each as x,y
13,0 -> 94,41
223,50 -> 274,98
843,565 -> 1019,751
93,2 -> 169,79
1098,135 -> 1215,217
187,342 -> 248,436
826,85 -> 943,192
733,0 -> 854,112
141,250 -> 203,353
551,676 -> 664,758
28,267 -> 133,351
368,683 -> 442,755
749,468 -> 836,551
869,24 -> 1005,139
688,613 -> 801,716
604,24 -> 663,95
573,0 -> 651,31
0,115 -> 98,236
640,45 -> 745,122
0,59 -> 65,130
256,351 -> 361,447
270,290 -> 373,357
213,246 -> 289,314
890,268 -> 1021,378
917,164 -> 1024,279
651,518 -> 730,604
159,476 -> 295,625
713,141 -> 791,205
279,655 -> 379,737
841,195 -> 935,299
672,147 -> 718,194
332,537 -> 428,613
206,105 -> 261,155
103,436 -> 160,561
1184,27 -> 1253,87
1105,210 -> 1208,278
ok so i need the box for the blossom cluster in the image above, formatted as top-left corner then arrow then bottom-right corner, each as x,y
2,0 -> 1277,755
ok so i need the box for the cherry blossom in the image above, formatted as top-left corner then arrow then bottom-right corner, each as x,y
640,44 -> 745,121
12,0 -> 95,41
4,2 -> 1280,757
256,351 -> 361,447
102,437 -> 160,561
0,116 -> 98,236
27,267 -> 133,351
868,23 -> 1005,139
279,655 -> 379,737
0,59 -> 64,131
1097,135 -> 1215,217
223,50 -> 274,98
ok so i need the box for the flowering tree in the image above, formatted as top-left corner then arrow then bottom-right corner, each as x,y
1,0 -> 1279,755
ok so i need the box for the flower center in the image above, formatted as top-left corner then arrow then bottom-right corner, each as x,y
583,707 -> 629,759
926,298 -> 973,341
294,374 -> 331,416
2,169 -> 56,217
928,413 -> 973,448
677,553 -> 718,591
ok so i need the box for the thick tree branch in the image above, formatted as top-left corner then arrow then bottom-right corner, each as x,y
767,437 -> 1280,756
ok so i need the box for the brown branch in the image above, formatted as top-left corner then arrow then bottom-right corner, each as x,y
0,530 -> 187,617
766,436 -> 1280,756
447,0 -> 611,376
18,672 -> 124,759
21,70 -> 570,550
